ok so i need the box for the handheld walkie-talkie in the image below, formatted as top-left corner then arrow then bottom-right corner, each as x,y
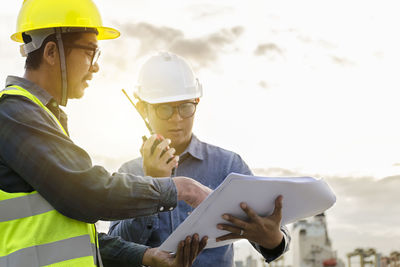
121,89 -> 165,156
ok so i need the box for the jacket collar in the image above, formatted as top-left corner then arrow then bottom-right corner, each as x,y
180,134 -> 205,161
5,75 -> 54,107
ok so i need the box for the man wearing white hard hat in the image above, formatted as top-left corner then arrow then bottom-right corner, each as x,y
0,1 -> 210,266
108,52 -> 291,266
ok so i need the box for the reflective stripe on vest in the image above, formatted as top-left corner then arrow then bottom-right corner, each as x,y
0,193 -> 53,222
0,235 -> 96,267
1,85 -> 68,136
0,86 -> 100,266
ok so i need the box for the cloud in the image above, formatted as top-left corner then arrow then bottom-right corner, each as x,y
254,43 -> 283,56
380,174 -> 400,183
119,22 -> 244,68
187,4 -> 235,20
170,26 -> 243,67
295,33 -> 355,67
296,34 -> 337,50
330,55 -> 354,66
120,22 -> 184,58
258,81 -> 269,89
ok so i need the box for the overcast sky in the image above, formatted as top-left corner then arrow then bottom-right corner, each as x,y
1,0 -> 400,263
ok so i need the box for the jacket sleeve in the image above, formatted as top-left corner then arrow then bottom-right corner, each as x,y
251,225 -> 291,263
0,96 -> 177,223
99,232 -> 149,267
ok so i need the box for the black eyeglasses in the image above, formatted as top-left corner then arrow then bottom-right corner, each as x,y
152,102 -> 198,120
64,44 -> 101,70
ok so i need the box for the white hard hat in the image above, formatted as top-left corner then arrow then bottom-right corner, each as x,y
135,52 -> 203,104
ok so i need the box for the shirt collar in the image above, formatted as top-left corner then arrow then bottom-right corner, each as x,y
5,75 -> 55,107
181,134 -> 205,161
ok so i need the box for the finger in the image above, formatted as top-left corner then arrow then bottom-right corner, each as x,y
153,138 -> 171,159
271,195 -> 283,220
140,136 -> 147,156
217,223 -> 245,236
175,240 -> 185,266
221,214 -> 248,229
240,202 -> 262,223
198,236 -> 208,252
189,234 -> 199,263
160,147 -> 176,163
143,134 -> 158,158
184,236 -> 191,267
216,232 -> 243,242
167,155 -> 179,169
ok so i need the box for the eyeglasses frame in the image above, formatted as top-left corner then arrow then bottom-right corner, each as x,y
151,101 -> 199,120
63,43 -> 101,70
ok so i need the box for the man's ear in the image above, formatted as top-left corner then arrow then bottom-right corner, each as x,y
42,41 -> 58,66
136,101 -> 148,119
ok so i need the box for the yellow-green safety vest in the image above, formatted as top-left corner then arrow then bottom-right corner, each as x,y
0,85 -> 101,266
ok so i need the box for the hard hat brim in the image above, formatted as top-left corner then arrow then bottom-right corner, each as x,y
11,26 -> 120,43
138,91 -> 203,104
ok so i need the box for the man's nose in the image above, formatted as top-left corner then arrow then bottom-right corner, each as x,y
168,107 -> 182,121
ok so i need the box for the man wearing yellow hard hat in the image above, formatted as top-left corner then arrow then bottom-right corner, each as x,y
0,0 -> 210,266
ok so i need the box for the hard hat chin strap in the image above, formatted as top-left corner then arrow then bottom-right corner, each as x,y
55,28 -> 68,106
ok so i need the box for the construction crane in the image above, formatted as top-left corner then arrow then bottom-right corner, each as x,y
347,248 -> 378,267
389,251 -> 400,266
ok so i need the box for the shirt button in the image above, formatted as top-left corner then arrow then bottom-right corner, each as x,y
159,206 -> 164,212
169,207 -> 174,211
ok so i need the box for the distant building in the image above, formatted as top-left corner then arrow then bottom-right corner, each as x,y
234,255 -> 260,267
246,255 -> 258,267
292,213 -> 345,267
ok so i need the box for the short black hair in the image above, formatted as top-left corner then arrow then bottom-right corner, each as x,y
24,32 -> 85,70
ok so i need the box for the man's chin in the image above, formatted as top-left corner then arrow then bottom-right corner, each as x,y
68,89 -> 85,99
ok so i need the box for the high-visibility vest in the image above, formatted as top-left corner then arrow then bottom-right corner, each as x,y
0,85 -> 101,266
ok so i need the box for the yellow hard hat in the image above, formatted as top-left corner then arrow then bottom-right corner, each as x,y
11,0 -> 120,42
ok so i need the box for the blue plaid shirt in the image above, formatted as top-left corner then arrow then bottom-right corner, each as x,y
108,135 -> 291,266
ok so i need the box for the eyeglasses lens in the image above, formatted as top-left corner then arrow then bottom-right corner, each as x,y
91,49 -> 101,67
179,103 -> 196,118
156,102 -> 197,120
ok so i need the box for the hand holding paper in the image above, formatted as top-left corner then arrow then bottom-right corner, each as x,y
216,196 -> 284,249
142,234 -> 208,267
